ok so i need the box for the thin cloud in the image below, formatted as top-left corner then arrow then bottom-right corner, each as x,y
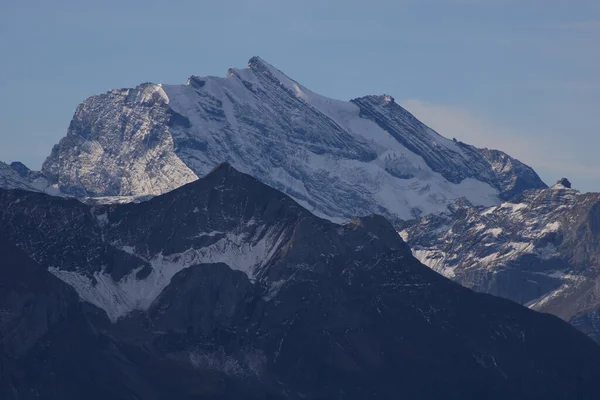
400,99 -> 600,185
400,99 -> 535,156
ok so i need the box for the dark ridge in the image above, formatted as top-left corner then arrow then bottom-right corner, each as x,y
557,178 -> 572,189
9,161 -> 31,178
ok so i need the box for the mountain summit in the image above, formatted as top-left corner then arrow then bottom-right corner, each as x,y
0,161 -> 35,191
40,56 -> 545,223
1,165 -> 600,399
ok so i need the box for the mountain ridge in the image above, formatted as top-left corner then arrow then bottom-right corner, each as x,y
400,179 -> 600,342
31,56 -> 545,223
0,232 -> 280,399
2,164 -> 600,399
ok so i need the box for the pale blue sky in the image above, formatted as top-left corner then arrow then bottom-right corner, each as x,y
1,0 -> 598,190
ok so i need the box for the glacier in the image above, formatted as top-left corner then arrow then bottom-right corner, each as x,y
40,56 -> 546,224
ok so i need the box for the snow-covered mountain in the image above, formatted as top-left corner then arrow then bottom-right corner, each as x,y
0,161 -> 62,196
400,178 -> 600,342
0,161 -> 37,191
1,163 -> 314,322
40,56 -> 546,223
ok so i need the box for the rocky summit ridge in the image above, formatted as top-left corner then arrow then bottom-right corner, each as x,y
26,56 -> 545,223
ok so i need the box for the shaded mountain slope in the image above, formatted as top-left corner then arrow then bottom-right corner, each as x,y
0,164 -> 598,399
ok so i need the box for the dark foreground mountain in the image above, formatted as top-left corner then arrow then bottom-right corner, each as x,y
0,233 -> 275,400
401,179 -> 600,343
8,57 -> 545,222
1,164 -> 599,399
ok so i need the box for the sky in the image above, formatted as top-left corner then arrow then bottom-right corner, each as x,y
0,0 -> 598,191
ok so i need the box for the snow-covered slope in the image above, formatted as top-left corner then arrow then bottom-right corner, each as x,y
400,179 -> 600,342
0,161 -> 37,191
5,161 -> 63,195
0,164 -> 308,321
41,56 -> 546,223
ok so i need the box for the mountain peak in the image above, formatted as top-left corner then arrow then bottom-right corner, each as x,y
206,161 -> 237,177
352,94 -> 397,107
40,56 -> 546,220
247,55 -> 271,70
246,56 -> 295,84
382,94 -> 395,104
553,177 -> 573,189
0,161 -> 36,191
4,174 -> 600,398
9,161 -> 31,178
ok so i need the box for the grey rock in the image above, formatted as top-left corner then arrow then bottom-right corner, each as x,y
38,57 -> 545,223
1,165 -> 600,399
0,162 -> 36,191
401,183 -> 600,343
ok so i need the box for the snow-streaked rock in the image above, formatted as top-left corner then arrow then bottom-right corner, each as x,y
400,180 -> 600,342
3,168 -> 600,399
0,161 -> 63,196
0,161 -> 37,191
49,222 -> 290,321
41,56 -> 546,224
0,164 -> 305,321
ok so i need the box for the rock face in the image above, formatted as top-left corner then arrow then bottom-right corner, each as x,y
400,181 -> 600,343
0,234 -> 77,360
0,161 -> 62,197
0,233 -> 275,400
39,56 -> 545,222
0,162 -> 36,191
556,177 -> 572,189
1,165 -> 600,399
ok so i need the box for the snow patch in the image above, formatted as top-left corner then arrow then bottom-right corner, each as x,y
49,224 -> 289,322
474,223 -> 486,232
413,249 -> 456,278
481,206 -> 498,216
534,243 -> 558,260
484,228 -> 502,237
500,202 -> 528,213
542,221 -> 561,233
398,230 -> 409,241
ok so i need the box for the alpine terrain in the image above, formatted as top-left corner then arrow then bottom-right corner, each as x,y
27,56 -> 545,223
1,164 -> 600,399
0,162 -> 35,192
401,178 -> 600,343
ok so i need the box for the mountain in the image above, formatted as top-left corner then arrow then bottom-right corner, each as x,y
0,161 -> 36,191
0,232 -> 280,399
1,164 -> 600,399
400,179 -> 600,342
0,161 -> 62,197
39,56 -> 545,223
